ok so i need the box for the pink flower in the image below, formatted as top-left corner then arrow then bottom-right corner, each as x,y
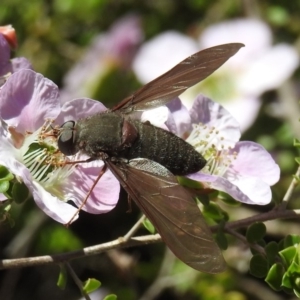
0,25 -> 32,80
145,95 -> 280,205
0,69 -> 119,223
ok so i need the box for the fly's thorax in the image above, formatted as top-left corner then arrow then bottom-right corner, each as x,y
75,111 -> 139,158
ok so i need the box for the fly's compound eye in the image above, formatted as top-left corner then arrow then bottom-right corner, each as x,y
57,120 -> 78,156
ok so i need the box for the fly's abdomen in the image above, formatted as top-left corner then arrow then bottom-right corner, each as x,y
126,120 -> 206,176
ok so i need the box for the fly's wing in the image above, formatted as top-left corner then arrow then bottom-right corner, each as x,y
106,158 -> 226,273
112,43 -> 244,113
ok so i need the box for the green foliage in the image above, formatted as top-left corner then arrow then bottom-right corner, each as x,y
202,202 -> 229,223
57,264 -> 68,290
0,199 -> 14,226
0,165 -> 14,194
266,5 -> 289,26
177,176 -> 205,189
0,180 -> 9,194
283,235 -> 300,249
103,294 -> 117,300
215,230 -> 228,250
246,222 -> 267,244
265,241 -> 279,265
143,218 -> 156,234
0,165 -> 14,181
36,225 -> 83,253
265,263 -> 285,291
245,230 -> 300,298
250,254 -> 269,278
280,244 -> 300,297
93,67 -> 141,108
294,138 -> 300,167
11,181 -> 31,204
82,278 -> 101,294
217,192 -> 241,206
263,235 -> 300,298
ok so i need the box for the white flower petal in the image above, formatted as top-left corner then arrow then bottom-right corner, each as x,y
133,31 -> 198,83
67,162 -> 119,214
57,98 -> 107,125
227,175 -> 272,205
190,95 -> 241,148
231,141 -> 280,185
0,138 -> 79,223
31,181 -> 79,224
221,96 -> 261,132
141,106 -> 169,129
199,18 -> 272,65
0,140 -> 28,179
0,69 -> 60,133
210,176 -> 253,204
166,97 -> 192,137
238,44 -> 299,95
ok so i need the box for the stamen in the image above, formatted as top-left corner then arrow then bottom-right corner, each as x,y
20,119 -> 75,188
185,122 -> 237,177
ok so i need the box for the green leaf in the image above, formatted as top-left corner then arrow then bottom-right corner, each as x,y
284,235 -> 300,248
11,181 -> 30,204
282,272 -> 293,289
202,202 -> 228,222
103,294 -> 117,300
83,278 -> 101,294
279,246 -> 297,267
0,201 -> 14,226
250,254 -> 269,278
280,244 -> 300,297
265,242 -> 279,265
278,238 -> 285,251
177,176 -> 205,189
217,192 -> 240,206
0,181 -> 9,193
267,5 -> 289,26
37,225 -> 83,253
246,222 -> 266,243
0,165 -> 14,181
143,218 -> 155,234
293,138 -> 300,147
250,239 -> 266,256
265,263 -> 285,291
57,265 -> 68,290
215,231 -> 228,250
196,194 -> 210,206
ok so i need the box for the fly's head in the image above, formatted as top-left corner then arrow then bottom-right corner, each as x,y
57,120 -> 79,156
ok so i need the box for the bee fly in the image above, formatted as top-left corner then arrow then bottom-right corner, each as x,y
58,43 -> 244,273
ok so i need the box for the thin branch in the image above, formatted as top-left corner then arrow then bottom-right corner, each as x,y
65,263 -> 91,300
123,215 -> 146,241
0,234 -> 161,270
280,165 -> 300,209
225,227 -> 266,256
215,208 -> 300,232
1,208 -> 300,270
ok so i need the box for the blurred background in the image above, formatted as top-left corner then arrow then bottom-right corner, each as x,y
1,0 -> 300,299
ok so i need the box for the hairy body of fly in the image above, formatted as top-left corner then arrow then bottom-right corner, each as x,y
74,111 -> 206,176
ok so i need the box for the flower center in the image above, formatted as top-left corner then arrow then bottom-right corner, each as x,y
186,122 -> 237,176
20,120 -> 75,197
